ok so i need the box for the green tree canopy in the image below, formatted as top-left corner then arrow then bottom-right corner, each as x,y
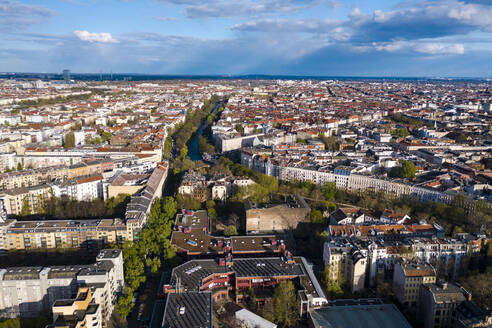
322,182 -> 336,200
64,132 -> 75,148
223,225 -> 238,236
322,264 -> 343,299
310,209 -> 324,224
389,160 -> 416,179
269,281 -> 298,327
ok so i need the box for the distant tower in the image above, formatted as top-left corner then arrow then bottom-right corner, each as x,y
63,69 -> 70,82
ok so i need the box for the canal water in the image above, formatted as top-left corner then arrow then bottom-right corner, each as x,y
188,102 -> 221,161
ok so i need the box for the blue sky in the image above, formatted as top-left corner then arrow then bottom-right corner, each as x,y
1,0 -> 492,76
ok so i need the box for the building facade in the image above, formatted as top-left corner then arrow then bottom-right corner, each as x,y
0,249 -> 124,322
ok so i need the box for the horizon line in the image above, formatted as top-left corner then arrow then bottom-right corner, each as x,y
1,72 -> 491,80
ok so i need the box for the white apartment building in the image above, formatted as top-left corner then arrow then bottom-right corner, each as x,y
212,182 -> 228,201
324,235 -> 475,293
278,166 -> 454,204
0,249 -> 123,322
51,175 -> 103,201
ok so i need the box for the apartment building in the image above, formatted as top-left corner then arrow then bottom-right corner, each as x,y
278,166 -> 454,204
0,184 -> 51,215
177,170 -> 207,201
323,242 -> 368,293
48,287 -> 103,328
124,163 -> 168,236
418,281 -> 469,328
0,165 -> 69,190
3,218 -> 130,251
51,175 -> 104,201
0,249 -> 123,321
0,165 -> 168,252
323,226 -> 484,293
393,261 -> 436,308
105,172 -> 149,199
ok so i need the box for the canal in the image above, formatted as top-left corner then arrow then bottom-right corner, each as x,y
188,101 -> 221,161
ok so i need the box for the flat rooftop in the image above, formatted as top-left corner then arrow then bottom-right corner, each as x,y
175,210 -> 208,231
171,231 -> 282,256
310,303 -> 412,328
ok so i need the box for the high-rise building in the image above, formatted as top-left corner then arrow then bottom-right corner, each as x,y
63,69 -> 70,82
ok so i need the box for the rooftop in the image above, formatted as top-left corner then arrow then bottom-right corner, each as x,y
162,292 -> 212,328
310,303 -> 413,328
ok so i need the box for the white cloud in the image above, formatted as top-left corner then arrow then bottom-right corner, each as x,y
372,40 -> 465,55
74,30 -> 118,43
373,41 -> 404,52
414,43 -> 465,55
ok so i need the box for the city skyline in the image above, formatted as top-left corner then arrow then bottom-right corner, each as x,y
1,0 -> 492,77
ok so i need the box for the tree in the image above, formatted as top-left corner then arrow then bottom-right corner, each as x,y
145,257 -> 161,274
207,208 -> 217,219
391,127 -> 410,138
248,184 -> 270,203
206,199 -> 216,210
235,124 -> 244,134
320,135 -> 338,151
176,194 -> 201,210
101,131 -> 112,142
460,269 -> 492,309
322,201 -> 336,212
115,286 -> 134,318
389,160 -> 416,179
162,196 -> 178,219
198,136 -> 215,154
323,264 -> 343,298
64,132 -> 75,148
227,213 -> 239,227
20,196 -> 31,216
400,160 -> 417,178
246,287 -> 257,312
224,225 -> 238,236
322,182 -> 336,200
271,281 -> 298,327
310,209 -> 324,224
16,162 -> 23,171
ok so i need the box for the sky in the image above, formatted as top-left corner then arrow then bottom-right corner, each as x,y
1,0 -> 492,76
